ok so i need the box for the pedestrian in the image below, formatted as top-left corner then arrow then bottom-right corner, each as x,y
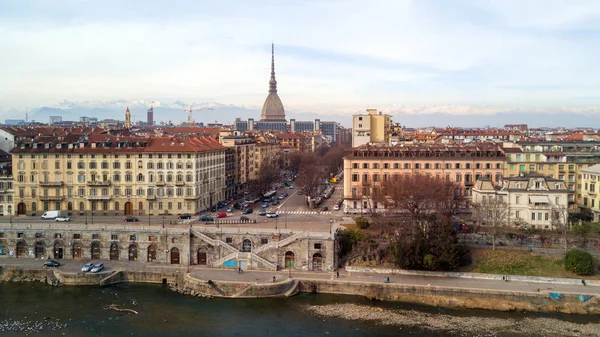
273,276 -> 276,283
582,279 -> 586,286
386,277 -> 390,283
336,270 -> 339,278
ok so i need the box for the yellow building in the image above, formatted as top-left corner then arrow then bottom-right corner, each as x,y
352,108 -> 391,147
12,135 -> 226,217
254,143 -> 281,171
219,133 -> 256,193
579,165 -> 600,221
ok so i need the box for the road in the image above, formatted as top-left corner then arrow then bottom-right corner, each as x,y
2,258 -> 598,296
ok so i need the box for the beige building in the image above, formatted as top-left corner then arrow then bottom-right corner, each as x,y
472,174 -> 568,230
352,108 -> 391,147
343,143 -> 505,214
12,135 -> 226,217
579,165 -> 600,221
0,173 -> 13,217
219,133 -> 256,193
254,143 -> 281,171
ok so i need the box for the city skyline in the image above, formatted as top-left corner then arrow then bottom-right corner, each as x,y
2,1 -> 600,121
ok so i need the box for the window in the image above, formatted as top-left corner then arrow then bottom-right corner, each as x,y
362,163 -> 368,169
515,210 -> 520,218
515,195 -> 520,204
111,234 -> 118,240
314,243 -> 322,249
130,235 -> 136,241
73,233 -> 81,239
113,162 -> 120,169
226,237 -> 233,244
92,234 -> 99,240
352,174 -> 358,182
531,213 -> 535,220
149,235 -> 156,241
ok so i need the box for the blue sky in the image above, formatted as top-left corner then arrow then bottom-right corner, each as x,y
1,0 -> 600,116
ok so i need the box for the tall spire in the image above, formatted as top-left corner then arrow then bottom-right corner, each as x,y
269,43 -> 277,93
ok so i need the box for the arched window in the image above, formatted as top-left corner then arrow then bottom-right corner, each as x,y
147,162 -> 154,169
167,173 -> 173,182
138,160 -> 143,169
79,202 -> 85,210
176,161 -> 183,169
137,173 -> 144,182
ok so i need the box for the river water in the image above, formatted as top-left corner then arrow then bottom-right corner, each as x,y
0,282 -> 597,336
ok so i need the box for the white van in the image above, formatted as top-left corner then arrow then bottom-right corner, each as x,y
41,210 -> 61,220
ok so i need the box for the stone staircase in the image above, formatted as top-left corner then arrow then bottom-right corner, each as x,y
253,232 -> 307,254
192,230 -> 238,254
211,251 -> 277,270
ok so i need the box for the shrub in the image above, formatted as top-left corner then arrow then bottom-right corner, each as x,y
355,217 -> 370,229
564,249 -> 595,276
423,254 -> 438,271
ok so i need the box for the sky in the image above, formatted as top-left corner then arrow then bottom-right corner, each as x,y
1,0 -> 600,117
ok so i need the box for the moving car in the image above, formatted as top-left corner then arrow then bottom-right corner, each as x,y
333,204 -> 340,211
81,263 -> 94,272
266,212 -> 278,218
320,206 -> 329,211
226,206 -> 234,212
243,207 -> 253,214
216,212 -> 227,218
271,199 -> 279,205
41,210 -> 60,220
259,208 -> 267,216
90,263 -> 104,273
124,216 -> 139,222
43,260 -> 60,268
261,202 -> 269,208
200,215 -> 214,222
240,216 -> 250,222
178,213 -> 192,220
55,216 -> 71,222
288,185 -> 294,189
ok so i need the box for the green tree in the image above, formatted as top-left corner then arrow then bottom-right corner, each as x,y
564,249 -> 595,276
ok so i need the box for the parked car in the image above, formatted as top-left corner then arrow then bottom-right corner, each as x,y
81,263 -> 94,272
272,199 -> 279,205
200,215 -> 214,222
43,259 -> 60,268
278,194 -> 285,200
216,212 -> 227,218
333,204 -> 340,211
243,207 -> 253,214
55,216 -> 71,222
289,185 -> 294,189
261,202 -> 269,208
321,206 -> 329,211
240,216 -> 250,222
41,210 -> 60,220
124,216 -> 139,222
226,206 -> 234,212
178,213 -> 192,220
266,212 -> 278,218
297,190 -> 303,195
90,263 -> 105,273
259,208 -> 267,216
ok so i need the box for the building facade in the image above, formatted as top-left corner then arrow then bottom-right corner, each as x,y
219,134 -> 256,194
579,165 -> 600,221
342,143 -> 505,214
11,135 -> 227,217
352,109 -> 391,147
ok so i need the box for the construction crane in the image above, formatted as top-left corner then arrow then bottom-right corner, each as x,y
183,104 -> 214,126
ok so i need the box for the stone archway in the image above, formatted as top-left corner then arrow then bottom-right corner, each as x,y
128,244 -> 138,261
109,243 -> 119,260
72,242 -> 82,259
35,241 -> 45,259
312,253 -> 323,271
197,248 -> 207,265
53,242 -> 64,259
124,202 -> 133,216
147,245 -> 157,262
285,251 -> 295,269
17,202 -> 26,215
16,241 -> 27,257
170,247 -> 180,264
242,239 -> 252,252
91,242 -> 101,260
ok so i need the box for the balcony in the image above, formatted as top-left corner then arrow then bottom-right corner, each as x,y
361,181 -> 371,186
464,180 -> 474,186
175,181 -> 185,186
39,181 -> 63,187
87,180 -> 111,186
39,195 -> 64,201
146,195 -> 156,200
87,195 -> 112,201
184,195 -> 199,200
156,181 -> 165,186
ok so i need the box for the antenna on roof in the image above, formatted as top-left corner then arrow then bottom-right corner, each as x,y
25,108 -> 28,123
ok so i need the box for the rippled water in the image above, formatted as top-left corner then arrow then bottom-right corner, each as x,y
0,282 -> 596,336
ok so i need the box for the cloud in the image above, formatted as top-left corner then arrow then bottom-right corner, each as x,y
1,0 -> 600,120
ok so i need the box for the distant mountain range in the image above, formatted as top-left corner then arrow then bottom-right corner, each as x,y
3,99 -> 600,129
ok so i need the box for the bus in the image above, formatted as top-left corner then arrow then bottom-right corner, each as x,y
263,190 -> 277,200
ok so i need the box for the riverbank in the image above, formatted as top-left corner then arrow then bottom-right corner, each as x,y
303,303 -> 600,337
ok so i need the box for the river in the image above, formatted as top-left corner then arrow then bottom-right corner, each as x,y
0,282 -> 598,336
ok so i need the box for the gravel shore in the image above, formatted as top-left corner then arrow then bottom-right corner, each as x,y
303,303 -> 600,336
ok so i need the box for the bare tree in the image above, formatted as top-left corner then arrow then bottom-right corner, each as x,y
249,159 -> 281,196
321,145 -> 346,177
295,153 -> 327,200
471,196 -> 509,250
551,205 -> 569,253
285,151 -> 304,175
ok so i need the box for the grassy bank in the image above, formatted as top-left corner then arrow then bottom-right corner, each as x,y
460,248 -> 600,279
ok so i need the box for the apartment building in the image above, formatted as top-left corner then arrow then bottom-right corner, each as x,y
579,165 -> 600,221
219,134 -> 256,194
352,108 -> 391,147
0,173 -> 14,216
254,143 -> 281,171
472,174 -> 568,229
12,134 -> 226,217
342,143 -> 505,213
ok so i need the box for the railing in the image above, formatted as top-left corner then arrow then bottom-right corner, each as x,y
184,195 -> 199,200
39,196 -> 64,201
86,195 -> 112,200
175,181 -> 185,186
87,180 -> 111,186
39,181 -> 63,187
156,181 -> 165,186
146,195 -> 156,200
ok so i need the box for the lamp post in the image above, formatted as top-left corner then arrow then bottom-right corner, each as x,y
91,211 -> 94,225
85,211 -> 88,225
329,218 -> 333,235
148,210 -> 151,227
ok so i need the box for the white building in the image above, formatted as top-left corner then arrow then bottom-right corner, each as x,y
472,173 -> 569,230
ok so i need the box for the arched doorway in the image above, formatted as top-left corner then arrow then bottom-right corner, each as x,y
16,242 -> 27,257
0,241 -> 6,255
91,242 -> 101,260
35,241 -> 45,259
197,248 -> 207,265
124,202 -> 133,216
110,243 -> 119,260
285,251 -> 295,269
128,244 -> 138,261
72,243 -> 82,259
242,239 -> 252,252
17,202 -> 26,215
53,242 -> 63,259
312,253 -> 323,271
170,247 -> 180,264
147,245 -> 157,262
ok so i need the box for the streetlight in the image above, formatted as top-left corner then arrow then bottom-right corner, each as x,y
329,218 -> 333,234
85,211 -> 88,225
